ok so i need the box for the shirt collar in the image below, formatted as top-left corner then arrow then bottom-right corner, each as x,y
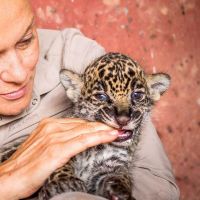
34,55 -> 60,95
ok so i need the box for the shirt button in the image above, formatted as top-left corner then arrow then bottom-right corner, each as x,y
32,98 -> 38,106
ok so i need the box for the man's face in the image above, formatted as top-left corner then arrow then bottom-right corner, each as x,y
0,0 -> 39,116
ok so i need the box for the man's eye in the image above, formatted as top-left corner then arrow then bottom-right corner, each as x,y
16,36 -> 34,49
94,93 -> 109,102
131,91 -> 145,101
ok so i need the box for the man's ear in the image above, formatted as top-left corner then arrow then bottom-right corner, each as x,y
60,69 -> 83,103
146,73 -> 171,101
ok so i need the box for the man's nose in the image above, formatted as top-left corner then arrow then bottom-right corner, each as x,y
0,49 -> 27,84
114,107 -> 132,126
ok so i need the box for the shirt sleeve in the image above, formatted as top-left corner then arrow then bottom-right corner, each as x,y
60,28 -> 105,74
132,116 -> 180,200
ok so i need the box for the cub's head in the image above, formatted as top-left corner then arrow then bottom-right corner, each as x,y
60,53 -> 170,141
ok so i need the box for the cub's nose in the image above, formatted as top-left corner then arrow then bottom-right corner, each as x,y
114,107 -> 132,126
115,115 -> 131,126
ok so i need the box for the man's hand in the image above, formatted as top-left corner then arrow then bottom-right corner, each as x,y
0,118 -> 118,200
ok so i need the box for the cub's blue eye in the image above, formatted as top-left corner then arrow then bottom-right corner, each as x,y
131,92 -> 144,101
94,93 -> 109,101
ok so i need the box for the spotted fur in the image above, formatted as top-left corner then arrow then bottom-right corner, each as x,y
0,53 -> 170,200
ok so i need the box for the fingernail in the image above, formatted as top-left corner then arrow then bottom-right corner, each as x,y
109,130 -> 119,136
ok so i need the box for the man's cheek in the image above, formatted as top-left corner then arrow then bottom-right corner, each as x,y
23,45 -> 39,71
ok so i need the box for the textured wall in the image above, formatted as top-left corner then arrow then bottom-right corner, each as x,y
30,0 -> 200,199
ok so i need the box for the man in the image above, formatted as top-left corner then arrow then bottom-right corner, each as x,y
0,0 -> 179,199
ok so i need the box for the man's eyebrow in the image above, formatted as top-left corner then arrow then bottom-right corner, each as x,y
19,17 -> 35,41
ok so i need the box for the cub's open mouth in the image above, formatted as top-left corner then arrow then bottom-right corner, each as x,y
115,130 -> 133,142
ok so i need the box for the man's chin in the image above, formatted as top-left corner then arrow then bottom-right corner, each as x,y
11,108 -> 27,116
1,106 -> 27,116
0,97 -> 31,116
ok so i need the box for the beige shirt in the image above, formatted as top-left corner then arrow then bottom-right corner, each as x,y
0,28 -> 180,200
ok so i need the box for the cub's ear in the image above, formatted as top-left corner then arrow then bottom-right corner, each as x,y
146,73 -> 171,101
60,69 -> 83,102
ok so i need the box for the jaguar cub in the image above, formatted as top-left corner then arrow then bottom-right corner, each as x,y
0,53 -> 170,200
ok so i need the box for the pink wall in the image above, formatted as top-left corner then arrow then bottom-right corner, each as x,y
30,0 -> 200,199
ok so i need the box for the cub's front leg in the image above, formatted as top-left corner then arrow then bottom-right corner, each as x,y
93,173 -> 135,200
38,160 -> 87,200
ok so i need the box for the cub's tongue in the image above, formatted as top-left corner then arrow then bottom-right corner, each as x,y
115,130 -> 133,142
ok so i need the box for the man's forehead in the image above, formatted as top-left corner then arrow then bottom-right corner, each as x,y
0,0 -> 31,20
0,0 -> 34,51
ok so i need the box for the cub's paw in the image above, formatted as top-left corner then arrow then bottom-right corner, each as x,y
103,177 -> 135,200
